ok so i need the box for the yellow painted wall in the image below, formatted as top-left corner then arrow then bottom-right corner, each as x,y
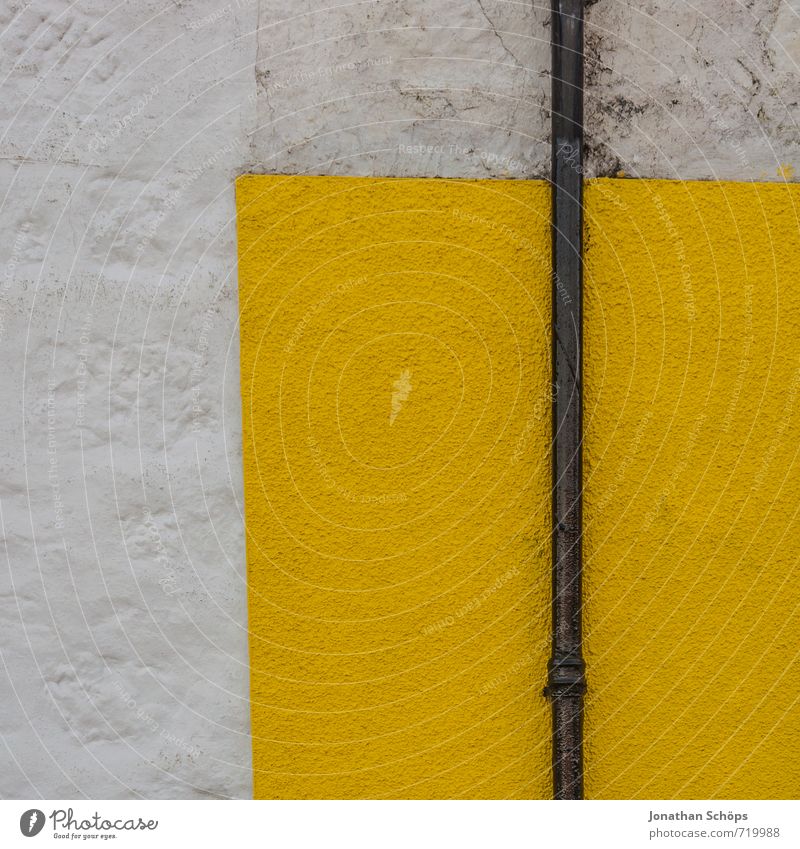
237,174 -> 800,800
236,175 -> 553,799
584,179 -> 800,799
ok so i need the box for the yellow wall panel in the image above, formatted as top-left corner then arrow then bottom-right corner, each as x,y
238,175 -> 800,799
584,179 -> 800,799
236,175 -> 552,799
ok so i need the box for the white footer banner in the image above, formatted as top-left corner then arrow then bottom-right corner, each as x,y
2,800 -> 797,848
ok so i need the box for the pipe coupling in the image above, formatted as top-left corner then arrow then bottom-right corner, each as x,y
544,655 -> 587,698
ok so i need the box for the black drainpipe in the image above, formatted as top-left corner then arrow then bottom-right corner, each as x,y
545,0 -> 587,800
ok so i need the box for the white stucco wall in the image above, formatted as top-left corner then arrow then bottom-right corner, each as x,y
1,0 -> 258,799
585,1 -> 800,180
0,0 -> 795,799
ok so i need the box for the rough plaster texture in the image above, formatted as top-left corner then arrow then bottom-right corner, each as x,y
250,0 -> 551,178
249,0 -> 800,181
584,1 -> 800,180
0,0 -> 259,799
237,175 -> 552,799
0,0 -> 797,800
584,179 -> 800,798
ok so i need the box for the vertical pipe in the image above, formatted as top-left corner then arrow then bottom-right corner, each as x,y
546,0 -> 586,800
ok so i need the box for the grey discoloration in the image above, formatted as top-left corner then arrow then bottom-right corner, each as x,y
584,0 -> 800,179
251,0 -> 551,178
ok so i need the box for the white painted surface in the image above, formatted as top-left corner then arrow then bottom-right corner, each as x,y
0,0 -> 795,799
585,1 -> 800,180
0,0 -> 258,799
250,0 -> 550,178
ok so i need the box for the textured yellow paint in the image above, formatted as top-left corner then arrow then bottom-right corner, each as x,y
238,175 -> 800,799
236,175 -> 552,799
584,179 -> 800,799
